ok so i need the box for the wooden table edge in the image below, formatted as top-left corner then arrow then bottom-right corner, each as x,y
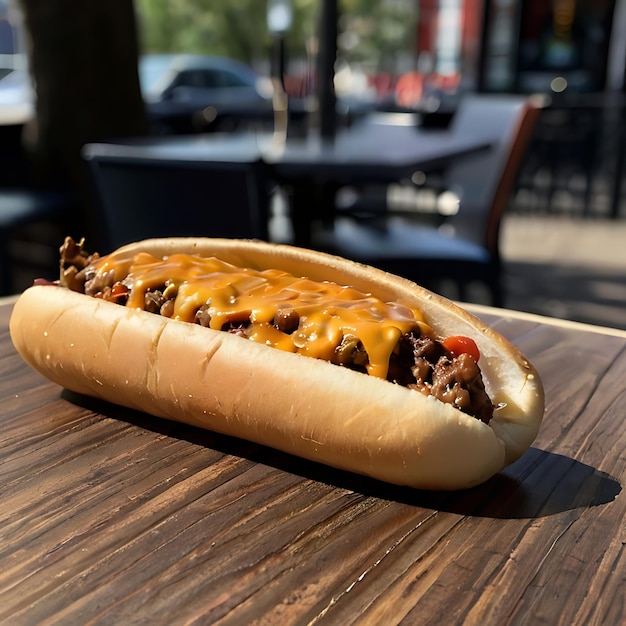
0,295 -> 18,306
463,301 -> 626,338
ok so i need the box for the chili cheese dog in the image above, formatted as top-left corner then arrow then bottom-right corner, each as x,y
9,236 -> 544,490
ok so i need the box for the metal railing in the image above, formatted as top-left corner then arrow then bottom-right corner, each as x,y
512,93 -> 626,219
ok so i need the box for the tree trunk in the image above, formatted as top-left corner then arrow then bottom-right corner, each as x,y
18,0 -> 148,243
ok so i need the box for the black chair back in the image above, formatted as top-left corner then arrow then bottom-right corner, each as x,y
443,94 -> 545,257
310,95 -> 545,306
82,142 -> 270,253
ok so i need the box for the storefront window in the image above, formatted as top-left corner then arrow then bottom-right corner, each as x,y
517,0 -> 616,92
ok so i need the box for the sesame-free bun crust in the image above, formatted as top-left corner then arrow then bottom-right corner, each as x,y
9,238 -> 544,490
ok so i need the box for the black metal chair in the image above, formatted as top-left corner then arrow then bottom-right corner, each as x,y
82,140 -> 272,253
0,189 -> 71,295
310,94 -> 545,306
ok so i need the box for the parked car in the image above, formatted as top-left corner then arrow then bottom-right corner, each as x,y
0,68 -> 34,123
139,54 -> 275,134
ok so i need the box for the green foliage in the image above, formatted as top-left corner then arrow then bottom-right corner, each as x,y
136,0 -> 416,72
340,0 -> 417,71
136,0 -> 319,66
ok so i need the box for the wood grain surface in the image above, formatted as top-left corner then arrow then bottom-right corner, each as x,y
0,300 -> 624,625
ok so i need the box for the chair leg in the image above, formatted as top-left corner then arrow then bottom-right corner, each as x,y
491,284 -> 504,308
0,232 -> 12,296
457,280 -> 468,303
489,270 -> 504,308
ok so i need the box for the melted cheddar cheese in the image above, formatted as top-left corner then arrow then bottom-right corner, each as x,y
90,251 -> 434,379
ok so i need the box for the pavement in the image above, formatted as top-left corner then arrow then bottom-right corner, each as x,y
498,214 -> 626,331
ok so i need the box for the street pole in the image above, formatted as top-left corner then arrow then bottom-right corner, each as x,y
317,0 -> 337,141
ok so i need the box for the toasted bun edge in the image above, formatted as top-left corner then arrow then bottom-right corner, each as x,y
9,237 -> 545,489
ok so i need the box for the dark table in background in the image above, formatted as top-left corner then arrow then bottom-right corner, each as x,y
1,297 -> 624,624
93,114 -> 490,182
265,117 -> 493,244
85,118 -> 493,246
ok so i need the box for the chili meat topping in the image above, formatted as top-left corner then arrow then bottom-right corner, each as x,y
58,237 -> 494,423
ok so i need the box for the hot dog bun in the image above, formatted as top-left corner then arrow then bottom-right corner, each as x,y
9,238 -> 544,490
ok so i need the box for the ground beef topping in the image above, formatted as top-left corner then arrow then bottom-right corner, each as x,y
56,237 -> 494,423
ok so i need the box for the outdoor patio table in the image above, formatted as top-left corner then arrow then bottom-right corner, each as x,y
264,118 -> 492,182
89,117 -> 490,183
1,295 -> 624,624
264,121 -> 493,244
83,120 -> 493,246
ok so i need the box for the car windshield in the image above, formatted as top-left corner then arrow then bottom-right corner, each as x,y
138,55 -> 175,94
0,69 -> 33,103
138,55 -> 262,95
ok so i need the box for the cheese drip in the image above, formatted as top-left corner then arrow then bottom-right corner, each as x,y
92,251 -> 433,379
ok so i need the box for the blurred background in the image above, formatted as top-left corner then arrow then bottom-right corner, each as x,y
0,0 -> 625,329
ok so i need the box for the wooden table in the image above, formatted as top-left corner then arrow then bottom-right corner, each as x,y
1,297 -> 624,625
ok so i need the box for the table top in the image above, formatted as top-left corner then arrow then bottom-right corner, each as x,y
83,120 -> 492,183
264,124 -> 492,182
1,298 -> 624,625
